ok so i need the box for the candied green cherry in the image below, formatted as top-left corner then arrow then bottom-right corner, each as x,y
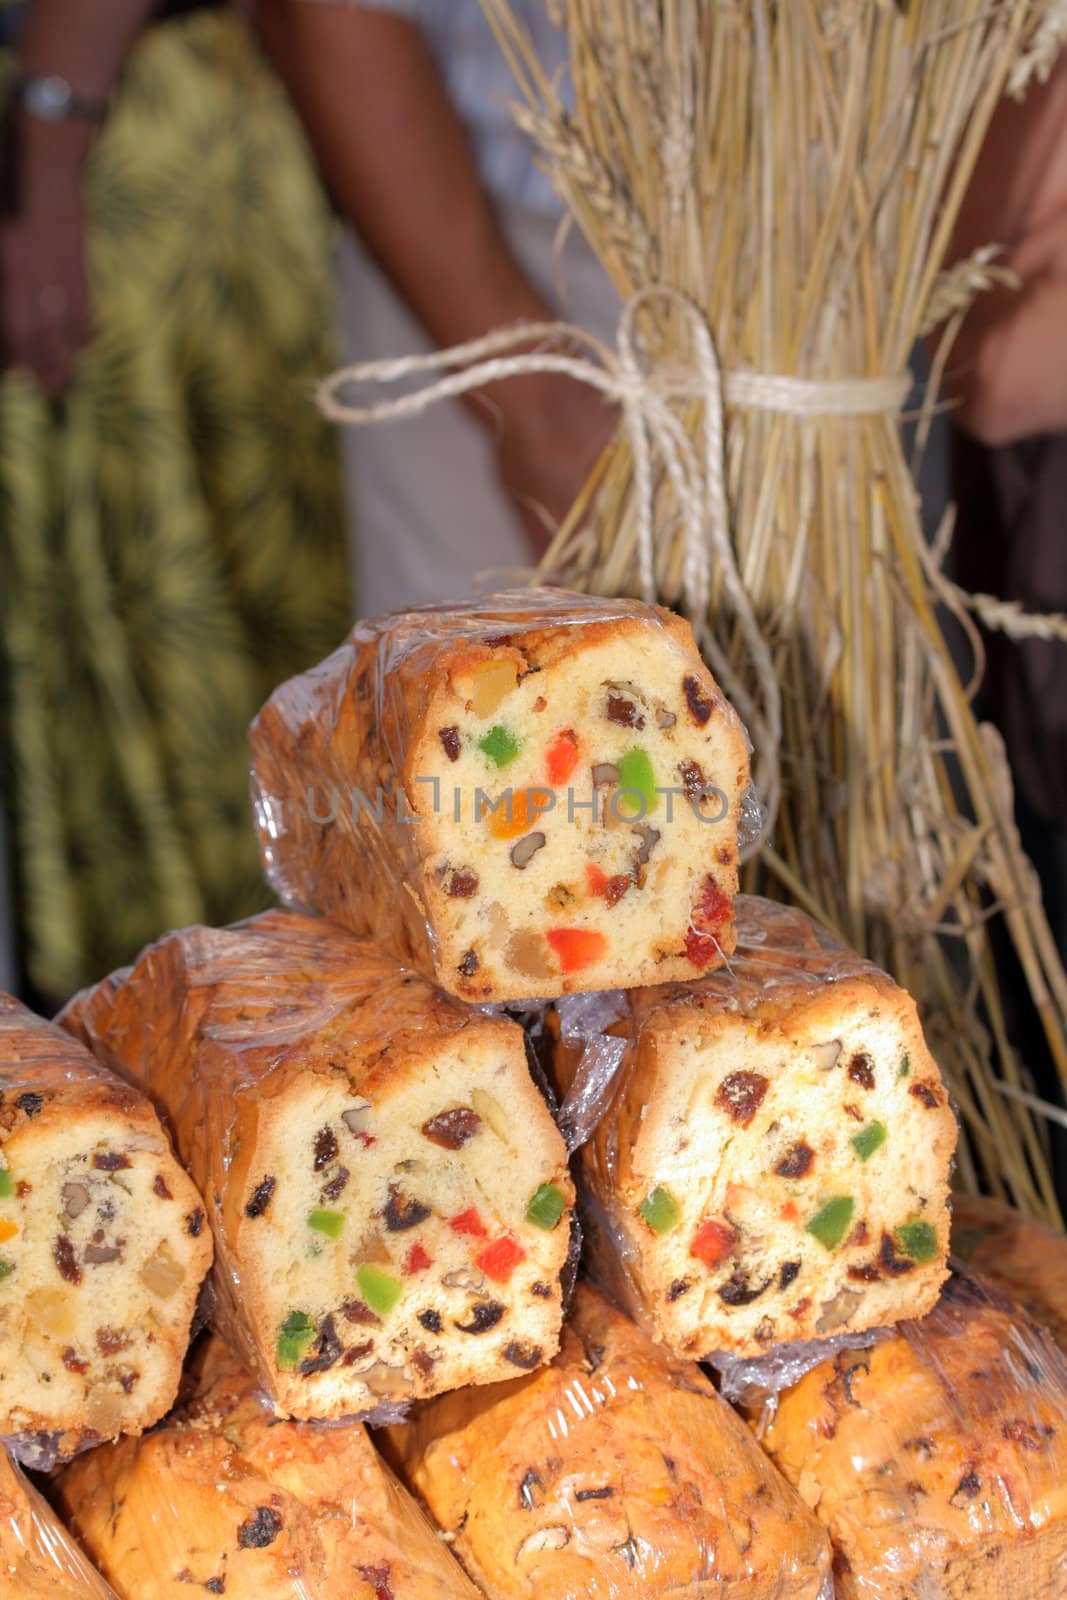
526,1183 -> 566,1230
805,1196 -> 855,1251
356,1263 -> 403,1316
639,1185 -> 680,1235
850,1122 -> 887,1162
0,1171 -> 13,1199
894,1219 -> 939,1264
478,725 -> 521,769
307,1208 -> 345,1239
616,748 -> 657,817
276,1310 -> 315,1371
897,1055 -> 911,1080
0,1262 -> 12,1281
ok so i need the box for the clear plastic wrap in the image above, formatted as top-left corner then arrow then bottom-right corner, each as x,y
55,1336 -> 480,1600
0,996 -> 212,1466
709,1324 -> 891,1412
759,1269 -> 1067,1599
383,1280 -> 833,1599
553,991 -> 628,1152
0,1445 -> 118,1597
248,586 -> 752,1003
58,910 -> 576,1422
951,1192 -> 1067,1351
549,894 -> 957,1364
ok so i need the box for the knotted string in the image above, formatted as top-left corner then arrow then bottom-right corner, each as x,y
317,286 -> 913,855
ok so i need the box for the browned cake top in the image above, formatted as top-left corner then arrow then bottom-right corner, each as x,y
763,1273 -> 1067,1590
387,1282 -> 831,1598
0,1447 -> 117,1598
0,992 -> 149,1124
64,910 -> 513,1104
58,1339 -> 480,1600
630,894 -> 886,1028
952,1195 -> 1067,1354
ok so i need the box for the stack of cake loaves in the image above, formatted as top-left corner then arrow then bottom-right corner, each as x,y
0,589 -> 1063,1600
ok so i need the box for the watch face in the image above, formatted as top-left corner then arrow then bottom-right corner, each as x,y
24,76 -> 73,120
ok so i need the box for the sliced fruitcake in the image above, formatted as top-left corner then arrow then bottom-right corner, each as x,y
553,896 -> 957,1359
0,996 -> 211,1461
249,588 -> 752,1002
59,911 -> 575,1419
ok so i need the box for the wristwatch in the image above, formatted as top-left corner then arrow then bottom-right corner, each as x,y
11,74 -> 109,122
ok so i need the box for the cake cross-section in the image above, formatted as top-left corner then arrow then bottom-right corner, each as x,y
59,911 -> 575,1419
553,896 -> 957,1359
0,995 -> 212,1462
249,588 -> 752,1002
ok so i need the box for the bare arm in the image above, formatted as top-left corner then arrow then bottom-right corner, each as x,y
256,0 -> 614,548
1,0 -> 158,392
947,53 -> 1067,446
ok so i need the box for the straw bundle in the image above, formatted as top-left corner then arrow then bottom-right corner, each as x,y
481,0 -> 1067,1217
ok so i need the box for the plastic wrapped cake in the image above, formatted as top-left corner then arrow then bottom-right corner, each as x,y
552,896 -> 957,1359
0,995 -> 212,1464
60,911 -> 575,1420
759,1272 -> 1067,1599
249,589 -> 752,1002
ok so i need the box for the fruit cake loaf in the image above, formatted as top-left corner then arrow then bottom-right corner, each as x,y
55,1336 -> 480,1600
760,1272 -> 1067,1600
383,1281 -> 832,1600
59,910 -> 575,1419
0,995 -> 212,1461
553,896 -> 957,1360
952,1194 -> 1067,1350
0,1445 -> 118,1598
249,588 -> 752,1002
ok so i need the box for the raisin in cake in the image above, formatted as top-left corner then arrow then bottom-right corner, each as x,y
0,996 -> 212,1461
952,1194 -> 1067,1351
553,896 -> 956,1360
59,911 -> 574,1419
249,588 -> 751,1002
0,1445 -> 118,1598
760,1273 -> 1067,1600
383,1281 -> 831,1600
56,1336 -> 480,1600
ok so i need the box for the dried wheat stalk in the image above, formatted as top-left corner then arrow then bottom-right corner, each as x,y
483,0 -> 1067,1219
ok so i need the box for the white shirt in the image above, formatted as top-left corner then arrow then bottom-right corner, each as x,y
358,0 -> 570,215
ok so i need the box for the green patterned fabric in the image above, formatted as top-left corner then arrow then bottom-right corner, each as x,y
0,12 -> 351,999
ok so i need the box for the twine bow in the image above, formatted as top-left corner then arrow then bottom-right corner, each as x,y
318,285 -> 914,855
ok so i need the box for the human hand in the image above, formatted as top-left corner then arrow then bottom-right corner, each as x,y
0,179 -> 91,397
490,370 -> 619,559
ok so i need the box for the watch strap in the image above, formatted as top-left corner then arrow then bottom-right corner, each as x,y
11,74 -> 110,123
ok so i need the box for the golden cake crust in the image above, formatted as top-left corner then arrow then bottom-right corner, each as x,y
384,1282 -> 832,1600
760,1273 -> 1067,1600
0,1445 -> 117,1598
951,1194 -> 1067,1350
56,1338 -> 480,1600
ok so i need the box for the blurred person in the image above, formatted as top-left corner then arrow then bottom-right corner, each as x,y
257,0 -> 619,614
941,50 -> 1067,1191
0,0 -> 351,1003
946,48 -> 1067,960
